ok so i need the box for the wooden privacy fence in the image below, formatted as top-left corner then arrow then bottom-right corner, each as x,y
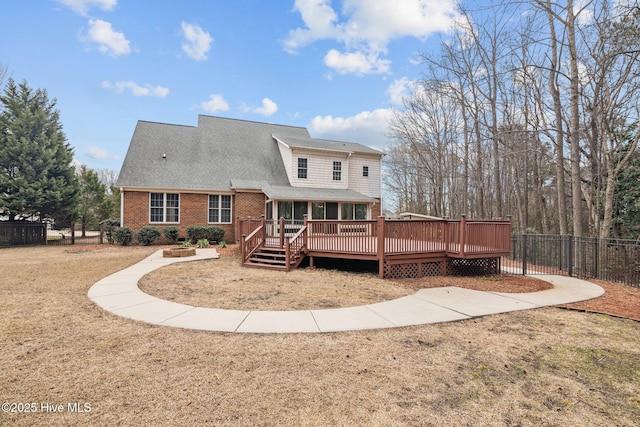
240,215 -> 512,278
0,222 -> 105,247
0,222 -> 46,246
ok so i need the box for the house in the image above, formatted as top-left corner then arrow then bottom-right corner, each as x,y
116,115 -> 383,243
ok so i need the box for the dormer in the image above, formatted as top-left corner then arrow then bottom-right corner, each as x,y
273,134 -> 383,198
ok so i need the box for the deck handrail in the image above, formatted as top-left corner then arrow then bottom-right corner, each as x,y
285,225 -> 308,271
238,216 -> 512,276
241,225 -> 265,264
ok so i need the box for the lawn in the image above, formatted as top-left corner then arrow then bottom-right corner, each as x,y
1,245 -> 639,426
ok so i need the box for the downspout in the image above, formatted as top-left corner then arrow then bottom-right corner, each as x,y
120,188 -> 124,226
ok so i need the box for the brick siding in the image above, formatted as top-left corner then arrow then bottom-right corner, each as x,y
122,190 -> 266,244
122,190 -> 380,244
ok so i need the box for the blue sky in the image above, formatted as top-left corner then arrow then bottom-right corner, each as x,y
1,0 -> 460,173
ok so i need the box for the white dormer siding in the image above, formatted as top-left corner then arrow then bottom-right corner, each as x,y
291,150 -> 350,190
349,154 -> 381,198
276,140 -> 293,179
274,136 -> 381,197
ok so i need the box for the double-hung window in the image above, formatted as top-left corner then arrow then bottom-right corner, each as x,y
333,161 -> 342,181
363,166 -> 369,177
209,195 -> 232,223
341,203 -> 368,220
150,193 -> 179,223
297,158 -> 308,179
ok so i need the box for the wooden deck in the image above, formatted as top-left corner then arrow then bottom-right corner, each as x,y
239,216 -> 511,279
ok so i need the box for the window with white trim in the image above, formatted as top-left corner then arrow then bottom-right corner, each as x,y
209,195 -> 232,223
363,166 -> 369,177
333,161 -> 342,181
297,158 -> 307,179
341,203 -> 368,220
150,193 -> 179,223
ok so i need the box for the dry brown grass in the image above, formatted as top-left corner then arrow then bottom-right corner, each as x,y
139,245 -> 552,311
1,245 -> 639,426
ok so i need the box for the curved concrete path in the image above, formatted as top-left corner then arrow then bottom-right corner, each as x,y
88,249 -> 605,334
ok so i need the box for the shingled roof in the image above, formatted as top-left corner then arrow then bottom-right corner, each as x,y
117,115 -> 309,191
117,115 -> 380,201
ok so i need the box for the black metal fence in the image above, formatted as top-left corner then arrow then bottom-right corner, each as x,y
507,234 -> 640,287
0,222 -> 105,247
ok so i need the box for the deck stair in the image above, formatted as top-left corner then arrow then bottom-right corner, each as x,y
244,246 -> 304,271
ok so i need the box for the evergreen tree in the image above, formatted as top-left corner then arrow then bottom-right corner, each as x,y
0,79 -> 79,222
76,165 -> 112,236
613,145 -> 640,240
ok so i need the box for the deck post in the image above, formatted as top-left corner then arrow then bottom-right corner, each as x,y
459,214 -> 466,258
285,239 -> 291,272
279,217 -> 285,249
443,217 -> 449,253
240,234 -> 246,263
303,214 -> 308,252
377,216 -> 385,278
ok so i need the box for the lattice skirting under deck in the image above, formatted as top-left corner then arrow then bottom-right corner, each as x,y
383,260 -> 446,279
447,258 -> 500,276
383,257 -> 500,279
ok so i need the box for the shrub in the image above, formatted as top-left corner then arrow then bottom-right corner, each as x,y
102,218 -> 121,244
137,226 -> 161,246
197,239 -> 210,248
186,226 -> 207,243
112,227 -> 132,246
219,240 -> 227,249
163,226 -> 179,243
206,226 -> 225,243
186,226 -> 225,243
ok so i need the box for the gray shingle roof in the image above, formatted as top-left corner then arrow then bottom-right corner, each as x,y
273,134 -> 382,156
117,115 -> 310,191
264,185 -> 376,202
117,115 -> 381,204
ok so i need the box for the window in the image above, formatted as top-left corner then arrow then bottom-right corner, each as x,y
150,193 -> 179,223
326,202 -> 339,220
277,201 -> 293,220
311,202 -> 325,220
297,158 -> 307,179
341,203 -> 368,220
363,166 -> 369,177
341,203 -> 354,220
293,201 -> 307,221
333,161 -> 342,181
209,195 -> 232,223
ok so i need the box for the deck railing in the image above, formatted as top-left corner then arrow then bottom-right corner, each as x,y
239,215 -> 512,276
241,224 -> 265,264
308,220 -> 377,254
286,225 -> 308,271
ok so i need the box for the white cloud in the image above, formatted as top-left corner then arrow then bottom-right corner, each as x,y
85,19 -> 131,57
386,77 -> 416,105
324,49 -> 390,75
253,98 -> 278,116
283,0 -> 341,53
102,80 -> 169,97
86,145 -> 119,160
309,108 -> 395,150
181,22 -> 213,61
57,0 -> 117,16
200,94 -> 230,113
284,0 -> 459,75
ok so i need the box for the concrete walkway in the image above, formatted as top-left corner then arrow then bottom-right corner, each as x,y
88,249 -> 605,334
